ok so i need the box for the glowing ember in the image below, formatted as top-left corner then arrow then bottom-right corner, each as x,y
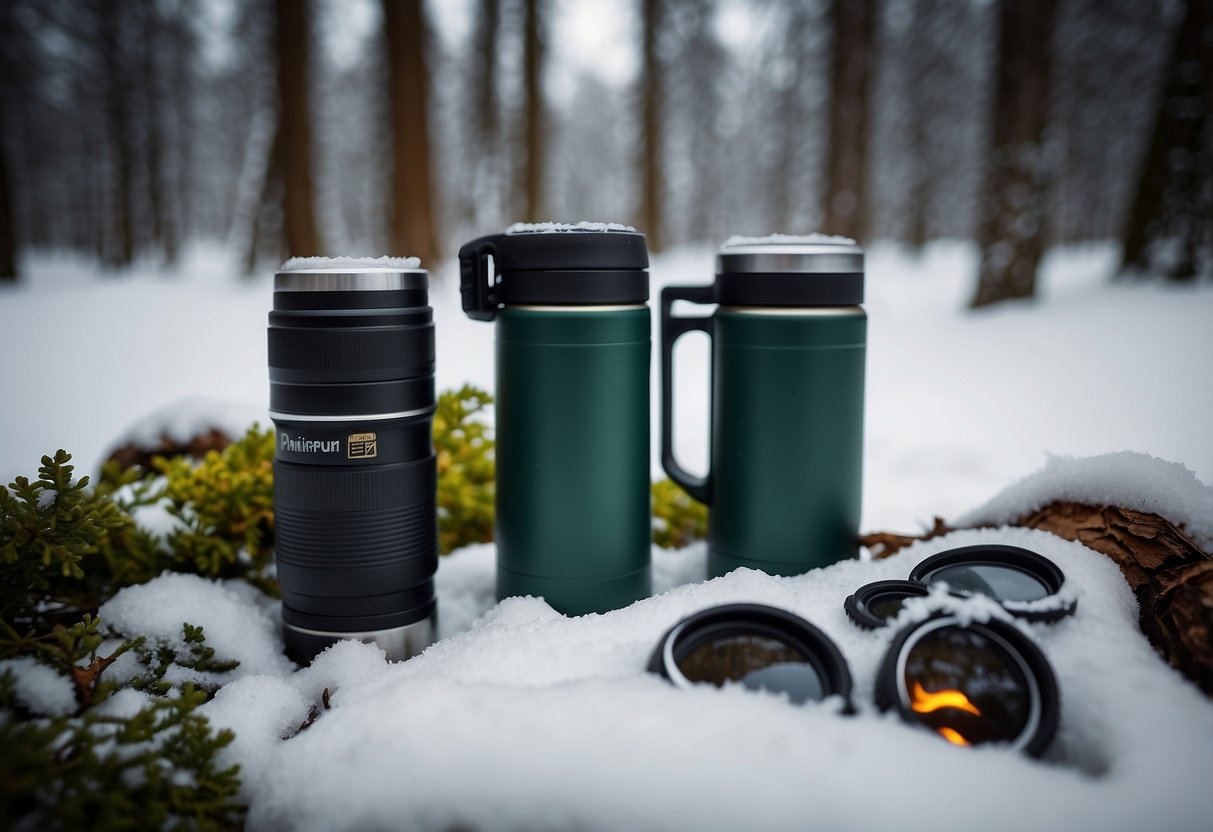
937,726 -> 971,746
909,682 -> 982,716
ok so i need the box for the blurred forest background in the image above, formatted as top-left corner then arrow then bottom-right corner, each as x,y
0,0 -> 1208,306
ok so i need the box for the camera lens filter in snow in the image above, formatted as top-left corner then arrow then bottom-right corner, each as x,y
647,604 -> 853,708
873,613 -> 1060,755
844,580 -> 932,629
908,544 -> 1076,623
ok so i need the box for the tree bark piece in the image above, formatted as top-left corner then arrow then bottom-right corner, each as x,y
860,499 -> 1213,695
1140,561 -> 1213,695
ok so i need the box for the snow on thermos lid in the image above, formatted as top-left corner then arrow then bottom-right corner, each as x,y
458,222 -> 649,321
714,233 -> 864,306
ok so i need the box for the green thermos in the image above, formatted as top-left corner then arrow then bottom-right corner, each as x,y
459,225 -> 652,615
661,236 -> 866,578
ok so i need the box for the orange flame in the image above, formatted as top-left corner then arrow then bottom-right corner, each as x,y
910,682 -> 982,717
937,726 -> 971,746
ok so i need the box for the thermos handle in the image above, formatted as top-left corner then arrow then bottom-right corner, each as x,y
459,235 -> 502,321
660,284 -> 715,505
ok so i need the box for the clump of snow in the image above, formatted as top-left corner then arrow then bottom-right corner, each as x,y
99,574 -> 295,684
233,525 -> 1212,831
723,232 -> 857,247
0,656 -> 77,716
505,221 -> 636,234
200,676 -> 310,799
90,687 -> 154,719
958,451 -> 1213,550
280,255 -> 422,271
35,489 -> 57,511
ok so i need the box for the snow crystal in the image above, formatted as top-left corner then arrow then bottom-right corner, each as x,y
958,451 -> 1213,549
504,221 -> 636,234
722,232 -> 857,247
99,574 -> 295,683
280,256 -> 421,271
0,656 -> 77,716
35,489 -> 57,511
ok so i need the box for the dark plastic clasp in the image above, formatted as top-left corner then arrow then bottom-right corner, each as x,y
459,235 -> 503,321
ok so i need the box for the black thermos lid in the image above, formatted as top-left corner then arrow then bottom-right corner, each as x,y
460,223 -> 650,321
714,235 -> 865,307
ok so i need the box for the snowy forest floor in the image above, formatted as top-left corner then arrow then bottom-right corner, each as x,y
2,242 -> 1212,830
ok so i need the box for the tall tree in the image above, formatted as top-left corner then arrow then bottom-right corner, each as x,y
468,0 -> 502,226
640,0 -> 664,250
820,0 -> 876,242
971,0 -> 1059,308
521,0 -> 545,222
0,99 -> 15,282
383,0 -> 439,261
1120,0 -> 1213,280
274,0 -> 322,258
0,0 -> 19,281
99,2 -> 136,268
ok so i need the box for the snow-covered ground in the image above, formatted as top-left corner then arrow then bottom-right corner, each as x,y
2,239 -> 1210,535
3,242 -> 1213,830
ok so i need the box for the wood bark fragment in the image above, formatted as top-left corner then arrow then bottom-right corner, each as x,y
859,500 -> 1213,696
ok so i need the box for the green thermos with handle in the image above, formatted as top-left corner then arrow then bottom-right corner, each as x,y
661,235 -> 866,579
459,224 -> 651,615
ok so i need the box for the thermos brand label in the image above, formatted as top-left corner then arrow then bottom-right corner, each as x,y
347,432 -> 378,459
280,433 -> 340,455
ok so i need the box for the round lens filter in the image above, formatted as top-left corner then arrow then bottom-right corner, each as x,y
874,614 -> 1060,755
908,544 -> 1076,623
648,604 -> 853,709
844,580 -> 931,629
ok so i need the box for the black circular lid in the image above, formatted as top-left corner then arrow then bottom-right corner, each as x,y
908,545 -> 1076,624
459,223 -> 649,320
873,613 -> 1061,756
646,603 -> 854,710
844,580 -> 932,629
714,234 -> 864,307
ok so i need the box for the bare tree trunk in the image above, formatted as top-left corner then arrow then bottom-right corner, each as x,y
275,0 -> 322,258
521,0 -> 545,222
1120,0 -> 1213,281
140,0 -> 165,258
100,4 -> 135,268
820,0 -> 875,242
0,101 -> 15,282
471,0 -> 501,225
164,0 -> 195,265
383,0 -> 440,261
971,0 -> 1058,308
640,0 -> 663,250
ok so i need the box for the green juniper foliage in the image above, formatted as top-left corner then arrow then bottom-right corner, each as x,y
2,453 -> 248,830
652,478 -> 709,549
153,426 -> 277,594
434,385 -> 496,554
0,678 -> 243,831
